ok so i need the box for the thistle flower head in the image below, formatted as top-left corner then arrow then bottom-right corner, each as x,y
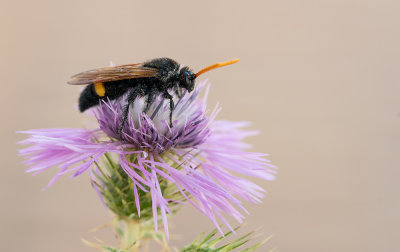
96,85 -> 212,153
18,81 -> 277,239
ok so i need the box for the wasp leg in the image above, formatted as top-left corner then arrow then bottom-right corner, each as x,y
174,88 -> 182,99
119,88 -> 140,138
163,91 -> 174,127
143,88 -> 157,113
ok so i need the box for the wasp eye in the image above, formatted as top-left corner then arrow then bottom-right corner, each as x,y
181,70 -> 189,81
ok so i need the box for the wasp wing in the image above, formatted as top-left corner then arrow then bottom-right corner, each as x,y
67,63 -> 158,85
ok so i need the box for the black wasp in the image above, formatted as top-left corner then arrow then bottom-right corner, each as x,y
68,57 -> 239,134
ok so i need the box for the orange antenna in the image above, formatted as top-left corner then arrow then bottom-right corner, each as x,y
195,58 -> 240,78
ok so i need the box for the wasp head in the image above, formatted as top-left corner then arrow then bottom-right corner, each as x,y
178,67 -> 196,92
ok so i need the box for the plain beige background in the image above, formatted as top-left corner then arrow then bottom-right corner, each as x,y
1,0 -> 399,251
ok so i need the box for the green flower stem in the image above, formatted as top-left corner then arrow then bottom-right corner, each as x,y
121,218 -> 142,252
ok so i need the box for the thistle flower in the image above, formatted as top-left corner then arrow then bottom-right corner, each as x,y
18,81 -> 277,238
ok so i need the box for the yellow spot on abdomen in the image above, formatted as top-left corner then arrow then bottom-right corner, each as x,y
94,82 -> 105,97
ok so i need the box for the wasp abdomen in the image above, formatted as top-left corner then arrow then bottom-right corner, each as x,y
78,80 -> 135,112
94,82 -> 106,97
78,84 -> 101,112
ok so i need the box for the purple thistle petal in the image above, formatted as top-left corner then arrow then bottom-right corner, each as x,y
89,168 -> 107,208
151,183 -> 158,232
119,153 -> 151,191
133,182 -> 141,217
19,129 -> 105,179
18,128 -> 139,188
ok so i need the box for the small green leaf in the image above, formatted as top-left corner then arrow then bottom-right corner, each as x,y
180,226 -> 270,252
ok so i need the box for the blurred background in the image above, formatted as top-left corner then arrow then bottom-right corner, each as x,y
1,0 -> 399,251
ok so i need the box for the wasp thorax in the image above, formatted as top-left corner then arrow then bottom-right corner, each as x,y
179,67 -> 196,93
